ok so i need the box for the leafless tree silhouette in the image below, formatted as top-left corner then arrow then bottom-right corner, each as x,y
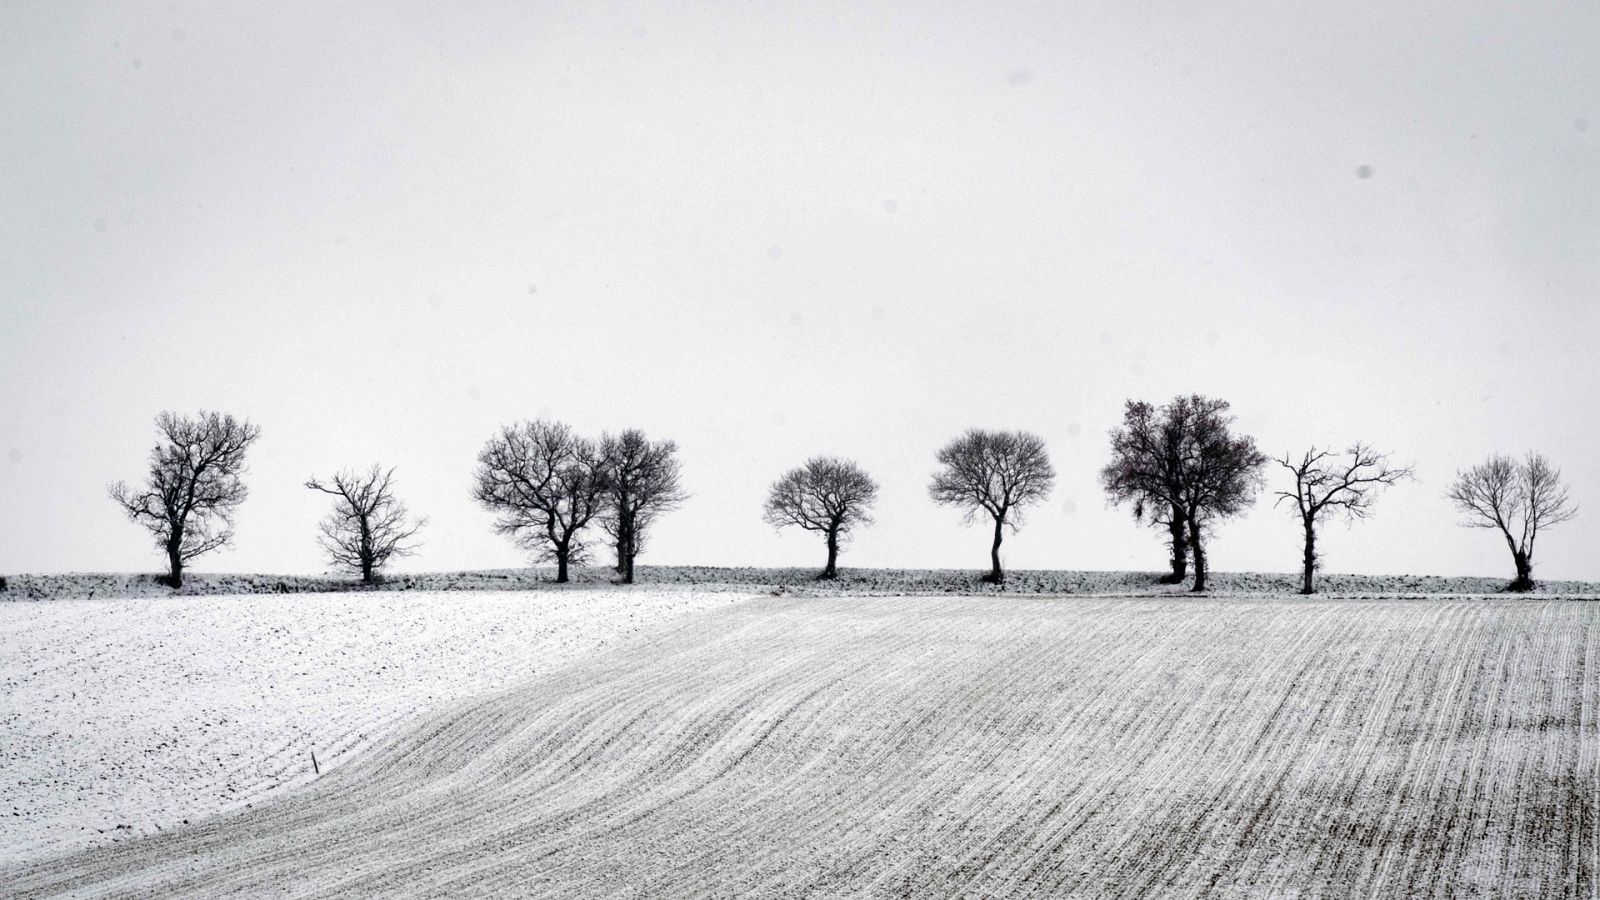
1169,396 -> 1266,592
109,411 -> 261,588
1102,396 -> 1264,590
1274,444 -> 1413,594
1101,400 -> 1191,583
763,457 -> 879,579
305,465 -> 427,583
598,429 -> 685,584
472,421 -> 606,583
1446,452 -> 1577,591
929,429 -> 1055,585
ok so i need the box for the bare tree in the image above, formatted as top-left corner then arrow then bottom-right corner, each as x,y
929,429 -> 1055,584
305,465 -> 427,583
1446,452 -> 1577,591
1169,396 -> 1266,592
109,411 -> 261,588
598,429 -> 686,584
472,421 -> 606,583
1101,400 -> 1191,583
1274,444 -> 1413,594
1101,396 -> 1263,589
763,456 -> 879,579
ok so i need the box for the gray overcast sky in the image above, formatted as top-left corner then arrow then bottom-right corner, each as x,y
3,1 -> 1597,580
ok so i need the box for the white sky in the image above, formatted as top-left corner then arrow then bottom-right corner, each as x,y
3,1 -> 1597,581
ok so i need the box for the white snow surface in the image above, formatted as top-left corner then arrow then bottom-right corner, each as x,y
0,588 -> 755,864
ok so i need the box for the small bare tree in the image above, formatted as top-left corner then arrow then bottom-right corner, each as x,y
1274,444 -> 1413,594
1446,452 -> 1577,591
598,429 -> 686,584
109,411 -> 261,588
763,457 -> 879,579
929,429 -> 1055,584
472,421 -> 606,583
305,465 -> 427,583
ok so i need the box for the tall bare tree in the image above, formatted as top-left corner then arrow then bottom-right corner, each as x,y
929,429 -> 1055,584
598,429 -> 686,584
1274,444 -> 1413,594
763,456 -> 879,579
472,420 -> 606,583
1101,400 -> 1191,583
305,465 -> 427,583
1446,452 -> 1577,591
109,411 -> 261,588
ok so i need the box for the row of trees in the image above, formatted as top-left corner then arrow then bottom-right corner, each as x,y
758,396 -> 1577,592
109,404 -> 1579,592
108,414 -> 683,587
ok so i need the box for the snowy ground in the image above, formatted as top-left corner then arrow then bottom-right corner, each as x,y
8,594 -> 1597,898
0,588 -> 755,863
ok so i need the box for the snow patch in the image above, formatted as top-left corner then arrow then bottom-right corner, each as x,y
0,588 -> 753,862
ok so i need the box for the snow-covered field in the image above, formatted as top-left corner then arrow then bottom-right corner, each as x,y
6,591 -> 1597,898
0,588 -> 755,863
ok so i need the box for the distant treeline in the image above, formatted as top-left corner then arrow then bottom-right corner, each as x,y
8,568 -> 1597,603
103,396 -> 1578,594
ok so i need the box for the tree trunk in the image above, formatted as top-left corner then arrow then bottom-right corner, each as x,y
359,517 -> 374,584
615,509 -> 633,578
988,514 -> 1005,584
1162,512 -> 1188,584
1300,520 -> 1317,595
822,528 -> 840,580
165,540 -> 184,589
555,545 -> 570,584
1188,517 -> 1207,592
1511,550 -> 1534,592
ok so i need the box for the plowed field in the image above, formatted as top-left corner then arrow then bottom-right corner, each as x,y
8,595 -> 1597,898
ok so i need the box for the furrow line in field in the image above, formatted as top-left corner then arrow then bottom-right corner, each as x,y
339,609 -> 906,896
1095,603 -> 1353,899
1308,602 -> 1451,896
597,605 -> 997,899
812,608 -> 1109,899
968,605 -> 1240,898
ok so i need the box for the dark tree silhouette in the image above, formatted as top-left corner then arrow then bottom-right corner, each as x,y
1104,396 -> 1265,591
763,456 -> 879,579
109,411 -> 261,588
1101,401 -> 1191,583
598,429 -> 686,584
472,421 -> 606,583
1168,396 -> 1266,592
305,464 -> 427,583
1274,444 -> 1413,594
1446,452 -> 1577,591
1102,396 -> 1264,589
929,429 -> 1055,584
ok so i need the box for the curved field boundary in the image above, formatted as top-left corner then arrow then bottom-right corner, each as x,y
7,595 -> 1597,898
